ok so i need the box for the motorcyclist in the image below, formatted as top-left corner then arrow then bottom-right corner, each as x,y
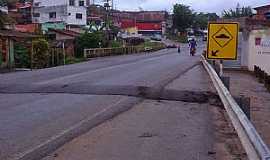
189,38 -> 197,56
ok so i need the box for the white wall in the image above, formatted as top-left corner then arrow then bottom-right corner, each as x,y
33,5 -> 68,23
66,6 -> 87,25
247,29 -> 270,73
33,0 -> 88,7
33,0 -> 87,26
33,0 -> 68,7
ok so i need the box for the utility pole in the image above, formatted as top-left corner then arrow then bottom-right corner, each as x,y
104,0 -> 111,43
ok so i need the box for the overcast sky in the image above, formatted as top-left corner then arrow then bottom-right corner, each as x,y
109,0 -> 269,14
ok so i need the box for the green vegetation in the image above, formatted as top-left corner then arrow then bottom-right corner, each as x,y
75,31 -> 105,57
14,43 -> 30,68
110,40 -> 122,48
173,4 -> 194,32
223,3 -> 253,18
33,39 -> 50,69
0,50 -> 2,66
166,34 -> 188,43
173,4 -> 219,31
65,56 -> 86,65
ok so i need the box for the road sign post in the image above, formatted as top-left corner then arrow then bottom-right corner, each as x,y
207,22 -> 239,89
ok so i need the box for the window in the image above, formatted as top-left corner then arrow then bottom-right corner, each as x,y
49,12 -> 56,19
76,13 -> 83,19
69,0 -> 75,6
79,1 -> 84,6
34,2 -> 40,7
33,13 -> 40,17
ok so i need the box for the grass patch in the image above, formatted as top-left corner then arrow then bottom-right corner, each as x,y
65,57 -> 87,65
166,34 -> 188,43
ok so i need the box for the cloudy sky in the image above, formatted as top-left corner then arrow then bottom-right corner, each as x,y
108,0 -> 269,14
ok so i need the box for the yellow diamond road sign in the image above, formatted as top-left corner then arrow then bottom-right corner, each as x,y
207,22 -> 239,60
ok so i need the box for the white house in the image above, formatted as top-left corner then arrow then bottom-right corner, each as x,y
32,0 -> 91,26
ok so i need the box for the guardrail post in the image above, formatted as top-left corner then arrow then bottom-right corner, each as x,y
221,76 -> 230,91
235,96 -> 251,120
265,75 -> 270,91
264,72 -> 268,88
254,65 -> 259,78
259,69 -> 264,83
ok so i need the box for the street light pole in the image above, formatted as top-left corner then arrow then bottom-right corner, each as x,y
104,0 -> 111,42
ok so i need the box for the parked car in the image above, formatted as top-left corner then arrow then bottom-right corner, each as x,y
151,34 -> 162,41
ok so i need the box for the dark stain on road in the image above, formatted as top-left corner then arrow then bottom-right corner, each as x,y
0,84 -> 220,104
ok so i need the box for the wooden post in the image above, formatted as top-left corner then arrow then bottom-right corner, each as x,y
30,40 -> 33,70
51,49 -> 54,67
62,42 -> 65,65
219,60 -> 224,77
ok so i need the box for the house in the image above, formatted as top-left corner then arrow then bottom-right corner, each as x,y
32,0 -> 90,29
15,24 -> 40,33
47,29 -> 81,56
0,30 -> 39,69
254,4 -> 270,20
8,2 -> 32,24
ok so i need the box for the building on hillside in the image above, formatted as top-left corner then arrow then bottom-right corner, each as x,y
254,4 -> 270,20
111,11 -> 168,36
15,24 -> 40,33
8,2 -> 32,24
32,0 -> 91,30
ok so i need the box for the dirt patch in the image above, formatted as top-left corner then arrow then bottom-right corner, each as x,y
210,105 -> 247,160
224,70 -> 270,148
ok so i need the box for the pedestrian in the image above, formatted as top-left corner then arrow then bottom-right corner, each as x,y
177,44 -> 181,53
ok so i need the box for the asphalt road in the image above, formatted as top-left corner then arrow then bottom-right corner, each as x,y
0,44 -> 213,160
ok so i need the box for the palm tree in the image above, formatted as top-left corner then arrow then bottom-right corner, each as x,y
222,3 -> 253,18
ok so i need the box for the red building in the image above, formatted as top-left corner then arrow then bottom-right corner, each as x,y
115,11 -> 167,35
254,5 -> 270,20
8,2 -> 32,24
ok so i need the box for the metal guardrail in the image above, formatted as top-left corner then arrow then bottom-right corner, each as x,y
201,55 -> 270,160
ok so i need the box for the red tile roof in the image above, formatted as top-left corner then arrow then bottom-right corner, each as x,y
49,29 -> 81,37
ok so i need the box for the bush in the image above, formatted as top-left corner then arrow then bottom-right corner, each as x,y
65,56 -> 86,65
14,43 -> 30,68
177,35 -> 188,43
166,34 -> 188,43
110,40 -> 122,48
33,39 -> 49,69
124,37 -> 145,46
75,31 -> 105,57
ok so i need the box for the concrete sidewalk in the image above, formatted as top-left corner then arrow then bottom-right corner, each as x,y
224,70 -> 270,149
42,64 -> 246,160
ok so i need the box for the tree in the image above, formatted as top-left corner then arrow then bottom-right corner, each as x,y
173,4 -> 194,32
207,13 -> 219,22
33,39 -> 50,69
75,31 -> 106,57
193,12 -> 208,30
223,3 -> 253,18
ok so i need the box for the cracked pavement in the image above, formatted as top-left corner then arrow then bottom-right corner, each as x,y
0,46 -> 243,160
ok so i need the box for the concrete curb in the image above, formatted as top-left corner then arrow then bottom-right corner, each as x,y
10,97 -> 142,160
